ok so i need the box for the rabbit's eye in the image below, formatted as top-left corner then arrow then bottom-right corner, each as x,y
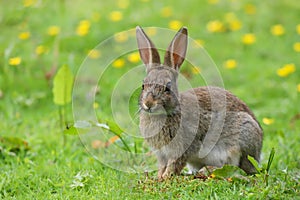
141,84 -> 144,90
165,82 -> 171,92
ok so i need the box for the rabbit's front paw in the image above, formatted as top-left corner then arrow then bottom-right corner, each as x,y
161,168 -> 174,180
160,159 -> 186,180
157,166 -> 167,180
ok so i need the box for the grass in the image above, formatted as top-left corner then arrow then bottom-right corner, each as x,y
1,0 -> 300,199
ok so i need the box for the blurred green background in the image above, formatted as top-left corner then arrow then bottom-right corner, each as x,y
0,0 -> 299,198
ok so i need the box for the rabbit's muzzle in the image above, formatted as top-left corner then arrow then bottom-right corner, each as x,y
141,93 -> 158,113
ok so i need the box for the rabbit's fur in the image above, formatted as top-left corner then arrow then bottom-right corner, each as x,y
136,26 -> 263,179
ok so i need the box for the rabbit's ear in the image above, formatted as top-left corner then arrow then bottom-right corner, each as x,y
164,27 -> 188,71
136,26 -> 161,70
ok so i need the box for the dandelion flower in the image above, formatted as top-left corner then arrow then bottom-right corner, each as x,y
35,45 -> 47,55
192,66 -> 201,74
93,102 -> 99,109
224,12 -> 236,22
9,57 -> 22,66
127,52 -> 140,63
146,27 -> 157,36
244,4 -> 256,15
161,6 -> 172,18
293,42 -> 300,52
224,13 -> 242,31
23,0 -> 36,7
47,26 -> 60,36
88,49 -> 101,59
210,173 -> 216,178
242,33 -> 256,45
263,118 -> 274,125
207,0 -> 219,5
168,20 -> 183,30
112,58 -> 125,68
276,63 -> 296,77
296,24 -> 300,35
297,84 -> 300,92
114,32 -> 128,43
76,20 -> 91,36
224,59 -> 237,69
229,19 -> 242,31
271,24 -> 285,36
109,11 -> 123,22
192,39 -> 205,48
117,0 -> 129,9
206,20 -> 225,33
18,31 -> 30,40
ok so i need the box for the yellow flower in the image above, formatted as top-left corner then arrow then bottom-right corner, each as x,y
127,52 -> 140,63
169,20 -> 183,30
192,39 -> 205,48
271,24 -> 285,36
93,102 -> 99,109
109,11 -> 123,22
229,19 -> 242,31
88,49 -> 101,59
114,32 -> 128,43
76,20 -> 91,36
244,3 -> 256,15
206,20 -> 225,33
224,59 -> 237,69
242,33 -> 256,45
224,12 -> 242,31
207,0 -> 219,4
192,66 -> 201,74
35,45 -> 47,55
293,42 -> 300,52
23,0 -> 36,7
276,63 -> 296,77
297,84 -> 300,92
210,173 -> 216,178
18,31 -> 31,40
262,118 -> 274,125
117,0 -> 129,9
9,57 -> 22,66
296,24 -> 300,35
47,26 -> 60,36
146,27 -> 157,36
112,58 -> 125,68
224,12 -> 236,22
161,6 -> 172,18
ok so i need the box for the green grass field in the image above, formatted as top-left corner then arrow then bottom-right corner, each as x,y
1,0 -> 300,199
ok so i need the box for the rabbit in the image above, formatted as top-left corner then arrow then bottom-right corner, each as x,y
136,26 -> 263,180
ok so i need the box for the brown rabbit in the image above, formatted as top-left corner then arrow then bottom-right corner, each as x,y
136,26 -> 263,179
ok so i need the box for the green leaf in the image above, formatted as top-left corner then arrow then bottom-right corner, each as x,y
64,126 -> 78,135
212,165 -> 246,178
105,120 -> 123,136
247,155 -> 261,173
266,148 -> 275,173
64,121 -> 92,135
52,65 -> 74,105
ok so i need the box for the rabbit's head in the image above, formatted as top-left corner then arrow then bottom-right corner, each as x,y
136,26 -> 188,115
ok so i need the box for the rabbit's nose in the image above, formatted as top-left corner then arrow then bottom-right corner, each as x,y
144,101 -> 154,109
